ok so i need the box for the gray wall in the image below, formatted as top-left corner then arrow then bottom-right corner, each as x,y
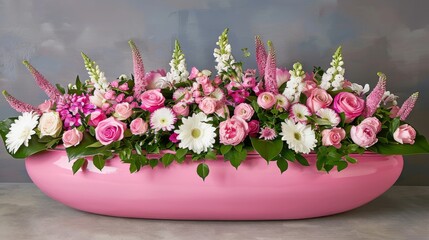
0,0 -> 428,184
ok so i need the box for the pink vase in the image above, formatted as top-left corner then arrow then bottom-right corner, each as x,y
25,150 -> 403,220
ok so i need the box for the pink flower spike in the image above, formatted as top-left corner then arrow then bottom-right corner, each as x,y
128,40 -> 146,98
255,35 -> 267,78
397,92 -> 419,121
264,40 -> 278,94
22,60 -> 61,101
364,72 -> 386,117
2,90 -> 40,114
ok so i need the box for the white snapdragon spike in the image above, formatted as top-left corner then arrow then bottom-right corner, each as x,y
320,46 -> 345,91
283,62 -> 306,103
175,113 -> 216,154
350,83 -> 370,96
81,52 -> 109,91
214,28 -> 242,79
167,40 -> 189,84
5,112 -> 39,154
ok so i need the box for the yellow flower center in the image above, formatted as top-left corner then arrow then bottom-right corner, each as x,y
294,132 -> 301,141
191,128 -> 201,138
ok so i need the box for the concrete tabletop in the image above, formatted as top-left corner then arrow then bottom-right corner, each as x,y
0,184 -> 428,240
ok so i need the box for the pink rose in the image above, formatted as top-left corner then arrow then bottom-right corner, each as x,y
38,100 -> 53,113
88,110 -> 107,127
114,102 -> 133,120
350,122 -> 378,148
361,117 -> 382,133
95,117 -> 127,145
322,127 -> 346,149
306,88 -> 333,113
393,124 -> 416,144
248,120 -> 260,137
140,89 -> 165,112
257,92 -> 276,110
234,103 -> 254,121
172,102 -> 190,117
303,79 -> 318,97
62,128 -> 83,148
219,116 -> 249,146
145,69 -> 167,90
333,92 -> 365,122
199,97 -> 217,114
130,118 -> 148,135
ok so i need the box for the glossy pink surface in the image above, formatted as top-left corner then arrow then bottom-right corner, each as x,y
26,150 -> 403,220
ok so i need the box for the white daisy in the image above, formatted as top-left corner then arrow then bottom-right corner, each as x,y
316,108 -> 341,127
175,113 -> 216,154
290,103 -> 311,123
150,107 -> 176,131
280,119 -> 317,154
5,112 -> 39,154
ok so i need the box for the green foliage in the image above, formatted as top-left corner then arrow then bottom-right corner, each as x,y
250,138 -> 283,162
371,134 -> 429,155
65,133 -> 110,161
161,153 -> 175,167
276,158 -> 288,173
92,155 -> 106,171
224,147 -> 247,169
197,163 -> 209,181
72,158 -> 86,174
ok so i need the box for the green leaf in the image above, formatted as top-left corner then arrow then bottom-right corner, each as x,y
344,155 -> 357,163
205,150 -> 217,160
281,147 -> 296,161
295,154 -> 310,166
86,141 -> 104,148
197,163 -> 210,181
161,153 -> 175,167
55,83 -> 66,94
371,134 -> 429,155
72,158 -> 86,174
149,158 -> 158,168
276,158 -> 288,173
250,138 -> 283,162
0,118 -> 47,159
135,143 -> 142,155
234,144 -> 243,152
390,117 -> 400,135
220,145 -> 232,155
224,148 -> 247,169
65,132 -> 110,161
92,155 -> 106,171
175,148 -> 188,159
336,161 -> 348,171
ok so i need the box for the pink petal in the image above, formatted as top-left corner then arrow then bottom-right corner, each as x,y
255,35 -> 267,78
264,40 -> 278,94
397,92 -> 418,121
128,40 -> 146,98
22,60 -> 61,100
2,90 -> 40,114
364,72 -> 386,117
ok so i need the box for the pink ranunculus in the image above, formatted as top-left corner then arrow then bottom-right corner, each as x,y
306,88 -> 333,113
248,120 -> 260,137
130,118 -> 148,135
219,116 -> 249,146
276,68 -> 290,87
38,100 -> 53,113
393,124 -> 416,144
333,92 -> 365,122
62,128 -> 83,148
114,102 -> 133,120
361,117 -> 382,133
321,127 -> 346,149
88,110 -> 107,127
198,97 -> 217,114
350,122 -> 378,148
257,92 -> 276,110
145,69 -> 167,90
234,103 -> 254,121
140,89 -> 165,112
172,102 -> 190,117
95,117 -> 127,145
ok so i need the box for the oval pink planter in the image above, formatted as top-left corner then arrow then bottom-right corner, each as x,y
26,150 -> 403,220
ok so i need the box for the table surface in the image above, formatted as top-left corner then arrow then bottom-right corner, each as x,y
0,184 -> 428,240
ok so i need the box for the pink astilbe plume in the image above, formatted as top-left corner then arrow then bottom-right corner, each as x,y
128,40 -> 146,98
22,60 -> 61,101
255,35 -> 267,78
264,40 -> 278,94
2,90 -> 40,114
396,92 -> 419,121
363,72 -> 387,117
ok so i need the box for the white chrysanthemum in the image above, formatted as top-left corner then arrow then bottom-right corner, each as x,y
150,107 -> 176,131
175,113 -> 216,154
316,108 -> 341,127
5,112 -> 39,154
290,103 -> 311,123
280,119 -> 317,154
349,83 -> 370,96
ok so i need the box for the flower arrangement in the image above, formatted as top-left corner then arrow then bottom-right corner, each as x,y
1,28 -> 428,180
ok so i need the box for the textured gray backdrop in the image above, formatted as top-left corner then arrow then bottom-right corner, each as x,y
0,0 -> 428,184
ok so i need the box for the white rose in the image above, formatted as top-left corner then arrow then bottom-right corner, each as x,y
38,112 -> 62,138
